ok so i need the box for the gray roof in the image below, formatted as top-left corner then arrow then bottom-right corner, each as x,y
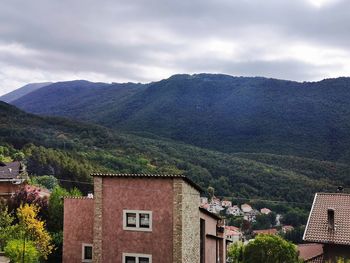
303,193 -> 350,245
0,161 -> 22,179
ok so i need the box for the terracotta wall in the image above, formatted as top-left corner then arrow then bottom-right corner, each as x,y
101,177 -> 174,263
62,198 -> 94,263
200,211 -> 218,263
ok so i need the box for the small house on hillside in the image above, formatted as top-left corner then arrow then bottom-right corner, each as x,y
241,203 -> 252,213
303,193 -> 350,261
0,161 -> 26,198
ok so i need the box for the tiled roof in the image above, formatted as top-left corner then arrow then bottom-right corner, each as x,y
297,243 -> 323,261
303,193 -> 350,245
0,161 -> 21,179
91,173 -> 203,192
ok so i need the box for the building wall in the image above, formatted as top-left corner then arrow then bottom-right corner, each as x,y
100,177 -> 175,263
0,181 -> 21,197
181,181 -> 200,263
200,212 -> 218,263
62,198 -> 94,263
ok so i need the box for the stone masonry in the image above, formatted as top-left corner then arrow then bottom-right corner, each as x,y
93,176 -> 103,263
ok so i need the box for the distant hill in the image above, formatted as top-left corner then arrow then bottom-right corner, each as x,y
11,74 -> 350,162
0,82 -> 52,103
1,101 -> 349,203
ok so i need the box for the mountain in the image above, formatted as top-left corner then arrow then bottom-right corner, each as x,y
0,82 -> 52,103
11,74 -> 350,162
1,101 -> 350,204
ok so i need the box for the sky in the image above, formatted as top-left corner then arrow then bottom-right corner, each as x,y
1,0 -> 350,95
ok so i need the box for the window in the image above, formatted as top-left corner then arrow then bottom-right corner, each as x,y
82,243 -> 93,262
123,210 -> 152,231
123,253 -> 152,263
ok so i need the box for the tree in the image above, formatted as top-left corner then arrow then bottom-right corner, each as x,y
227,242 -> 244,263
17,204 -> 54,260
0,202 -> 15,250
253,214 -> 271,230
4,239 -> 39,263
283,226 -> 305,244
243,235 -> 301,263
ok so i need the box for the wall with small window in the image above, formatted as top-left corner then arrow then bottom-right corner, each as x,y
101,177 -> 175,262
123,253 -> 152,263
123,210 -> 152,231
82,243 -> 93,262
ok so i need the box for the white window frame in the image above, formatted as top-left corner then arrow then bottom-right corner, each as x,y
122,253 -> 152,263
81,243 -> 93,263
123,210 -> 152,232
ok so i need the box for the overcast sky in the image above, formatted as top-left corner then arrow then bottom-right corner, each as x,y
1,0 -> 350,95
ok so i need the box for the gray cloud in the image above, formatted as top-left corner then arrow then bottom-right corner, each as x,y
1,0 -> 350,95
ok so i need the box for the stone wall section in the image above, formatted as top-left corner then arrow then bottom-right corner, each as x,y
181,180 -> 201,263
172,179 -> 183,263
93,176 -> 103,263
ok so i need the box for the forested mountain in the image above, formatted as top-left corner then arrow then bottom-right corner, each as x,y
0,82 -> 52,103
1,101 -> 349,204
10,74 -> 350,162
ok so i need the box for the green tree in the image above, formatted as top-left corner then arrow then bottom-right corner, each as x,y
0,202 -> 15,250
253,214 -> 271,230
243,235 -> 301,263
227,242 -> 244,263
4,239 -> 39,263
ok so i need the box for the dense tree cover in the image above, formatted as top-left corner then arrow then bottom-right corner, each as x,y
227,235 -> 302,263
0,101 -> 348,203
10,75 -> 350,162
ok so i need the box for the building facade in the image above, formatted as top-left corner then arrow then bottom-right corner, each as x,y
63,174 -> 227,263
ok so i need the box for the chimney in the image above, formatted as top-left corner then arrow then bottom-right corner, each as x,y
327,208 -> 335,230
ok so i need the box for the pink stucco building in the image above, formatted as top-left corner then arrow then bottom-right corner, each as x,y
63,173 -> 228,263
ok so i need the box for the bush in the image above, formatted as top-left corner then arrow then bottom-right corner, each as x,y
4,239 -> 39,263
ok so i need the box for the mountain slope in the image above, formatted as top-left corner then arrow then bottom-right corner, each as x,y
1,101 -> 350,203
0,82 -> 52,102
11,74 -> 350,162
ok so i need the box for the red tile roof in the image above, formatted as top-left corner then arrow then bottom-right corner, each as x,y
303,193 -> 350,245
298,243 -> 323,261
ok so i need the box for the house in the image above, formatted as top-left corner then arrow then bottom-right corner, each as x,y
281,225 -> 294,234
200,197 -> 208,204
221,200 -> 232,208
303,193 -> 350,261
0,161 -> 26,198
225,226 -> 242,243
63,173 -> 228,263
241,203 -> 252,213
297,244 -> 324,263
226,205 -> 242,216
260,208 -> 271,215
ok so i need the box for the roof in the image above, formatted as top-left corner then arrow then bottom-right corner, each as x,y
0,161 -> 22,179
199,207 -> 222,220
303,193 -> 350,245
91,173 -> 203,192
253,228 -> 278,235
297,243 -> 324,261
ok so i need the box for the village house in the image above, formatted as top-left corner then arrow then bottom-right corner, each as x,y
226,205 -> 242,216
297,243 -> 324,263
0,161 -> 26,198
260,207 -> 271,215
240,203 -> 252,213
63,173 -> 229,263
303,193 -> 350,261
221,200 -> 232,208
